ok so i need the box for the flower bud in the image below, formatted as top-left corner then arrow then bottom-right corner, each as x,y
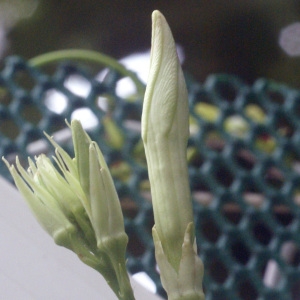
142,9 -> 192,270
142,10 -> 205,298
3,156 -> 76,250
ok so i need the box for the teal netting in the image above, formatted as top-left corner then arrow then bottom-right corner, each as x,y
1,56 -> 300,299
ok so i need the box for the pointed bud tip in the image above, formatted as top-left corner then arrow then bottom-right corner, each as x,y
152,10 -> 167,23
71,119 -> 83,130
152,10 -> 162,21
150,10 -> 171,49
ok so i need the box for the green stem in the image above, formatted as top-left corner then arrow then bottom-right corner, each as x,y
28,49 -> 145,96
71,236 -> 120,296
111,259 -> 135,300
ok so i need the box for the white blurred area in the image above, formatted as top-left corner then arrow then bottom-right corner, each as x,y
118,44 -> 185,85
44,45 -> 185,130
279,22 -> 300,57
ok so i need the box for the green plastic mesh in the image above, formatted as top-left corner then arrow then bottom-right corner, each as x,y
1,56 -> 300,299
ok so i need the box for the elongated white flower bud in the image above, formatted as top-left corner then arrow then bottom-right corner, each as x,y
142,10 -> 205,299
142,9 -> 192,271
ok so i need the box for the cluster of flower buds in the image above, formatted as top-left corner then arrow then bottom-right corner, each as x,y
3,120 -> 134,300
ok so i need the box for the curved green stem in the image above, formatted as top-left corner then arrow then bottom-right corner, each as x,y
28,49 -> 145,96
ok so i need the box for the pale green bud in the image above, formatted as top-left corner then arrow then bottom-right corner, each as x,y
142,10 -> 193,269
89,141 -> 128,252
88,140 -> 133,300
142,10 -> 205,299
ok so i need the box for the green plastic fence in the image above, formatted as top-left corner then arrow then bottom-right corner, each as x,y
1,56 -> 300,300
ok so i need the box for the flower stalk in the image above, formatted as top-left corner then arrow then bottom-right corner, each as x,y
142,10 -> 205,299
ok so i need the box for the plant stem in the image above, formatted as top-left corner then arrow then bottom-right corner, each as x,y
113,260 -> 136,300
28,49 -> 145,96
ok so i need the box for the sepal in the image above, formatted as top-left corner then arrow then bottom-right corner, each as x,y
153,223 -> 205,300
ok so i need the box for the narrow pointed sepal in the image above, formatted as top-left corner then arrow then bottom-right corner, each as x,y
153,223 -> 205,300
71,119 -> 92,198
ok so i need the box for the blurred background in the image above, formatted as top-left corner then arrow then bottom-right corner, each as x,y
2,0 -> 300,87
2,1 -> 300,298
